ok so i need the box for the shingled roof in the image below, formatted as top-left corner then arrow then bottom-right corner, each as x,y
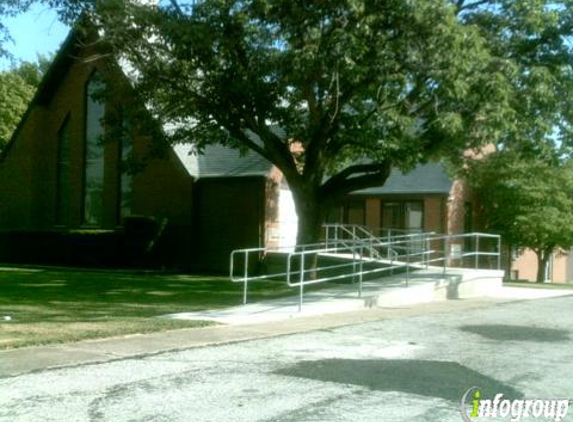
353,163 -> 453,195
174,142 -> 453,196
173,144 -> 273,179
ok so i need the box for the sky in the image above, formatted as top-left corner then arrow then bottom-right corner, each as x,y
0,4 -> 69,71
0,1 -> 193,71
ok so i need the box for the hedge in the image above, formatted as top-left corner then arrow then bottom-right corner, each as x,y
0,216 -> 179,269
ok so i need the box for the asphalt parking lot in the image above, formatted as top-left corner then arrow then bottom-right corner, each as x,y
1,294 -> 573,422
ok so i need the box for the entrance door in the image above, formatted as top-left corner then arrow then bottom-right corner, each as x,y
343,201 -> 366,226
404,201 -> 423,232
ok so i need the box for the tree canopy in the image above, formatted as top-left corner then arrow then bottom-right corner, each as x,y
0,59 -> 48,149
2,1 -> 573,245
457,0 -> 573,159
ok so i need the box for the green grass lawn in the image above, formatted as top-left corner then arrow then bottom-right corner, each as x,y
0,266 -> 298,349
504,280 -> 573,289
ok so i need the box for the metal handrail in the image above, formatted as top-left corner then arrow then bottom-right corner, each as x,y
229,238 -> 366,304
285,231 -> 501,311
324,224 -> 435,262
230,228 -> 501,309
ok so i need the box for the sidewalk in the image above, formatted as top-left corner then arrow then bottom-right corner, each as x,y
1,269 -> 571,378
166,267 -> 504,324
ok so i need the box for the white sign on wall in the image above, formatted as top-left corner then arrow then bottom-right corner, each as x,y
278,189 -> 298,251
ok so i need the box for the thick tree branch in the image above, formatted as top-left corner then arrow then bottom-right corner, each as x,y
319,161 -> 392,201
454,0 -> 491,14
168,0 -> 184,15
206,106 -> 297,182
304,82 -> 321,126
221,126 -> 268,161
259,126 -> 302,182
234,113 -> 301,184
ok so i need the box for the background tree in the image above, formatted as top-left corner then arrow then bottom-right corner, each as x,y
0,58 -> 49,149
468,151 -> 573,283
457,0 -> 573,158
457,0 -> 573,282
2,1 -> 573,247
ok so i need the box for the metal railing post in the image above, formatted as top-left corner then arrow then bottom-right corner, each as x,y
370,237 -> 374,260
358,243 -> 364,298
335,225 -> 339,253
286,252 -> 292,285
443,238 -> 447,275
352,244 -> 357,284
299,253 -> 305,312
424,234 -> 431,269
243,251 -> 249,305
390,243 -> 395,275
475,234 -> 480,269
405,245 -> 410,287
497,236 -> 501,270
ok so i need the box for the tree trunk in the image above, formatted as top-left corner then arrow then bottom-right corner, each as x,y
290,186 -> 326,281
536,250 -> 550,283
292,187 -> 325,246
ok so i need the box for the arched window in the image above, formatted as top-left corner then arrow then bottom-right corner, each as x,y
55,116 -> 71,226
118,118 -> 133,221
83,75 -> 105,226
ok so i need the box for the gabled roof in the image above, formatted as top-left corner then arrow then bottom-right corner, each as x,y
173,144 -> 273,179
0,28 -> 81,161
0,26 -> 274,179
353,163 -> 453,195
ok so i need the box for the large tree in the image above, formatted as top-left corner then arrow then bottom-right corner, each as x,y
457,1 -> 573,282
81,0 -> 512,245
468,151 -> 573,283
3,1 -> 573,246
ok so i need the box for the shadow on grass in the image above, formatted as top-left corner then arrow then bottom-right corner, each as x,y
0,268 -> 296,323
275,359 -> 523,402
0,267 -> 312,348
460,324 -> 570,342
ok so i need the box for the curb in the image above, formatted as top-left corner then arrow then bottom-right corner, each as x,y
0,297 -> 510,378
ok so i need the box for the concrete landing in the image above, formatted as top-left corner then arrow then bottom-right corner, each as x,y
167,267 -> 510,325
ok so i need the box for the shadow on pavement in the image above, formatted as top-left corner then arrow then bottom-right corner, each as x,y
460,324 -> 570,342
275,359 -> 523,402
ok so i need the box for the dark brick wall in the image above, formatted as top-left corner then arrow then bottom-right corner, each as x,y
194,177 -> 265,272
0,42 -> 196,267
